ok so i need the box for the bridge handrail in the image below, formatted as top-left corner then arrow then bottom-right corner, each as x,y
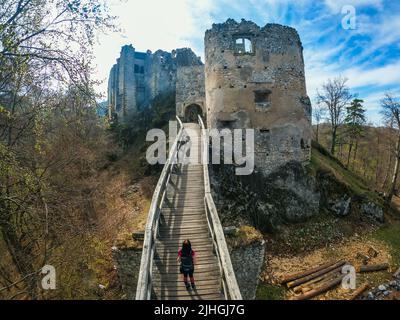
198,115 -> 243,300
135,116 -> 184,300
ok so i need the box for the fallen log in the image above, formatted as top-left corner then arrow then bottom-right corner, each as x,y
292,265 -> 344,294
301,287 -> 312,294
287,260 -> 347,288
358,263 -> 389,273
348,283 -> 370,300
291,275 -> 344,300
279,260 -> 342,284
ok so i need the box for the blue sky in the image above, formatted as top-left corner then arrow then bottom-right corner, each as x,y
93,0 -> 400,125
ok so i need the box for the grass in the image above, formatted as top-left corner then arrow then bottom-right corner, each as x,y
372,222 -> 400,267
256,283 -> 286,300
227,225 -> 263,248
310,141 -> 381,203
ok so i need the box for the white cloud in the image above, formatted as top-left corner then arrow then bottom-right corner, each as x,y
324,0 -> 383,13
93,0 -> 214,96
344,61 -> 400,88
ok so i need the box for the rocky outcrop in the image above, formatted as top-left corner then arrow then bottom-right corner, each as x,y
361,202 -> 384,223
362,279 -> 400,300
210,152 -> 386,233
210,161 -> 320,232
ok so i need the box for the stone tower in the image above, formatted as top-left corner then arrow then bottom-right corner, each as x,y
204,19 -> 312,175
108,45 -> 139,119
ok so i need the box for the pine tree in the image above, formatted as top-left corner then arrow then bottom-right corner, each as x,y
344,98 -> 366,167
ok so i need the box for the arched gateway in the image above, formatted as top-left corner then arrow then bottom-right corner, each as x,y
184,104 -> 203,122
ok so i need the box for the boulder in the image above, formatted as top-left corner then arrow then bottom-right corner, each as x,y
361,202 -> 384,223
329,197 -> 351,216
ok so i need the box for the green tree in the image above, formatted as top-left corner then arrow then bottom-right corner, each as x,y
344,98 -> 366,167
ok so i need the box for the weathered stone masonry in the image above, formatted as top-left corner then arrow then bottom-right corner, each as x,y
176,65 -> 205,122
108,46 -> 202,122
205,19 -> 312,175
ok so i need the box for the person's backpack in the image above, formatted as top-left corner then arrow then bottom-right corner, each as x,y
180,250 -> 194,272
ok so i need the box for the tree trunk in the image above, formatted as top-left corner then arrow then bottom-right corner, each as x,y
382,145 -> 393,190
0,218 -> 38,299
375,133 -> 381,185
316,124 -> 319,143
331,127 -> 337,155
352,141 -> 358,170
387,133 -> 400,205
347,141 -> 353,168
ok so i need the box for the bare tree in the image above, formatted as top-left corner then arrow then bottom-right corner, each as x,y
381,93 -> 400,205
313,104 -> 326,143
317,77 -> 353,155
0,0 -> 116,299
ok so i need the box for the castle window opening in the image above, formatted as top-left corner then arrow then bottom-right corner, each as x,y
254,89 -> 271,104
235,37 -> 253,54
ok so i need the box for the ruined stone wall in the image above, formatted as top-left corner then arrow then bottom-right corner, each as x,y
229,240 -> 266,300
108,45 -> 202,122
176,65 -> 205,119
148,50 -> 176,101
205,19 -> 312,175
112,246 -> 142,300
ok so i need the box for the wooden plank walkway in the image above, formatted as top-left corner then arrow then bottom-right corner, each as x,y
152,123 -> 223,300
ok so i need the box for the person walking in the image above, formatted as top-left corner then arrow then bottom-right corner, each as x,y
177,239 -> 196,290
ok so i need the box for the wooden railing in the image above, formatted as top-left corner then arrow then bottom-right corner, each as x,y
135,116 -> 184,300
198,115 -> 243,300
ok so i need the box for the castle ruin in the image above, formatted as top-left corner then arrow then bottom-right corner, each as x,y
107,19 -> 312,175
107,45 -> 202,121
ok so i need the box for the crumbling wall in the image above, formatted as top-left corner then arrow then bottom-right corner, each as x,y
112,246 -> 142,300
176,65 -> 205,119
229,240 -> 266,300
108,45 -> 202,123
108,45 -> 137,120
204,19 -> 312,175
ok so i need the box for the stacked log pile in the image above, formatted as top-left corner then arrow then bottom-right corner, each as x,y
279,260 -> 391,300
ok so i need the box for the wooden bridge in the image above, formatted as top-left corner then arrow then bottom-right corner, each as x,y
135,116 -> 242,300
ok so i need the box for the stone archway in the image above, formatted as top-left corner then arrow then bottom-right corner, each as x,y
184,104 -> 203,123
